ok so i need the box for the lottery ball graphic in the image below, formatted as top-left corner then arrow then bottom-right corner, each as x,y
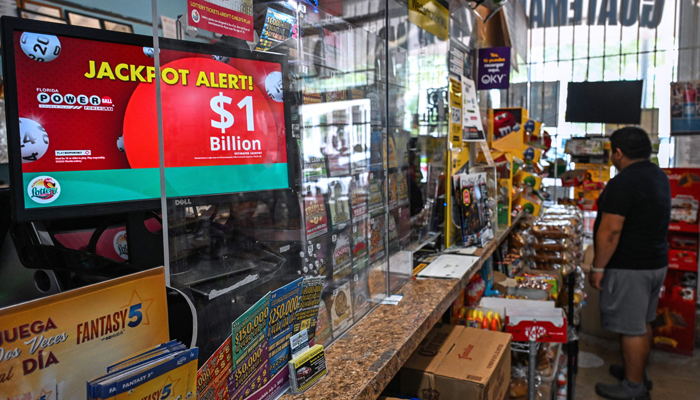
212,54 -> 231,64
117,135 -> 125,152
20,32 -> 61,62
265,71 -> 283,102
19,118 -> 49,163
143,47 -> 156,58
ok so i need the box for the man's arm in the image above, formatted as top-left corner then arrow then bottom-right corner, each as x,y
590,212 -> 625,289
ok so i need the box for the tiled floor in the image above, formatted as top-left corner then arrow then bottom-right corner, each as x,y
574,333 -> 700,399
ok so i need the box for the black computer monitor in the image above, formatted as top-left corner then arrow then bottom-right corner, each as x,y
565,80 -> 644,124
2,17 -> 293,223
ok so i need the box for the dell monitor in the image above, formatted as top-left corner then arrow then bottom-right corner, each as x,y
2,17 -> 292,223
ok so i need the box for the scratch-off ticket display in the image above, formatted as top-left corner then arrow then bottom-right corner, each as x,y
197,336 -> 233,400
268,278 -> 303,376
231,293 -> 271,370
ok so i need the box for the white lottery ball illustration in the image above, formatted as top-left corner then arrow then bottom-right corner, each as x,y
265,71 -> 283,102
20,32 -> 61,62
19,118 -> 49,163
143,47 -> 159,58
117,135 -> 125,152
212,54 -> 230,63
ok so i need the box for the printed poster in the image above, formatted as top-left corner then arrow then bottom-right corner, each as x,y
0,268 -> 169,400
478,47 -> 511,90
449,76 -> 463,148
188,0 -> 254,41
461,77 -> 486,141
671,81 -> 700,135
408,0 -> 449,41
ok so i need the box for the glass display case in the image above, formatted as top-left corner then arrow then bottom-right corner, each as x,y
148,0 -> 450,363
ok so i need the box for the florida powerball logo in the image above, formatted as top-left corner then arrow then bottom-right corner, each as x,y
37,90 -> 113,111
27,176 -> 60,204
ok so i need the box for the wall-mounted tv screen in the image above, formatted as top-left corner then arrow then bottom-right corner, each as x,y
2,17 -> 292,222
565,80 -> 644,124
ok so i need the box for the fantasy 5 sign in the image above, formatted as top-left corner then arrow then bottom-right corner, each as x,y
525,0 -> 666,29
0,268 -> 169,400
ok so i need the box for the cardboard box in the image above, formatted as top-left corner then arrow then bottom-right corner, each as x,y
400,324 -> 511,400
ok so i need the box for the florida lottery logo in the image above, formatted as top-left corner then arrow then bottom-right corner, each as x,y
27,176 -> 60,204
113,230 -> 129,260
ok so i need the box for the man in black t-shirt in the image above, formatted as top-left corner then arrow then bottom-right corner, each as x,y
591,127 -> 670,400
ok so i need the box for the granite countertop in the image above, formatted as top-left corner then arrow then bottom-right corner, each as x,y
281,218 -> 521,400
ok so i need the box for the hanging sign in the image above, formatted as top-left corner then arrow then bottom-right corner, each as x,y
477,47 -> 511,90
408,0 -> 449,41
188,0 -> 254,41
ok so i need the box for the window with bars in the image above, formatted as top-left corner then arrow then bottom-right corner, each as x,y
498,0 -> 681,168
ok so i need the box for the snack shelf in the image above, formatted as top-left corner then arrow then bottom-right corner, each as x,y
280,214 -> 523,400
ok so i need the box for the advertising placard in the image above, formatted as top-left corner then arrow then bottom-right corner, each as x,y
477,47 -> 511,90
449,76 -> 463,148
408,0 -> 449,41
0,268 -> 169,400
461,77 -> 486,141
188,0 -> 254,41
671,81 -> 700,135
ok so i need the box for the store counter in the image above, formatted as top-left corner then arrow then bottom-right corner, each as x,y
281,218 -> 521,400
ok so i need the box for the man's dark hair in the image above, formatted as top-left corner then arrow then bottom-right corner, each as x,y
609,127 -> 652,160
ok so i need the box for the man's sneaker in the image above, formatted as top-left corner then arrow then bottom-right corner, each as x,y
609,364 -> 653,390
595,382 -> 651,400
